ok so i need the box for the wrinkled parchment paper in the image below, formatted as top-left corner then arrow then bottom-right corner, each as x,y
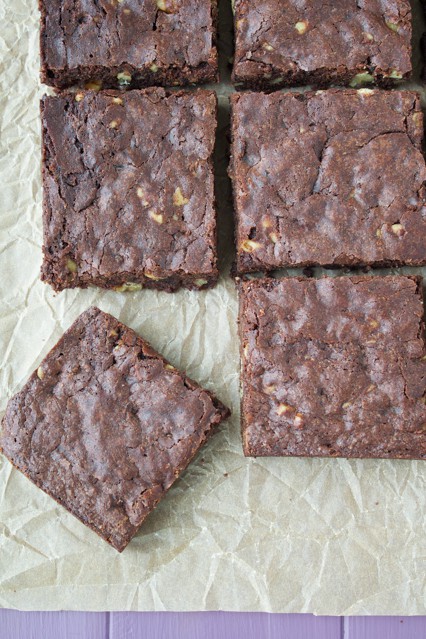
1,0 -> 426,615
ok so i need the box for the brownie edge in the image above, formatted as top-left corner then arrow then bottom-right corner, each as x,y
0,307 -> 230,551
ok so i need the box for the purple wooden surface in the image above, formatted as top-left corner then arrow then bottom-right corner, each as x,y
110,612 -> 341,638
346,616 -> 426,639
0,610 -> 108,638
0,611 -> 425,638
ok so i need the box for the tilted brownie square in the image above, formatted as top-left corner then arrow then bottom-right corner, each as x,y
230,89 -> 426,274
232,0 -> 412,89
0,307 -> 230,552
239,276 -> 426,459
41,89 -> 219,292
40,0 -> 218,89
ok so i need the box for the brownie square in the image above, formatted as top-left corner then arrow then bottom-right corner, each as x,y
239,276 -> 426,459
230,89 -> 426,274
41,89 -> 219,292
232,0 -> 412,89
40,0 -> 218,89
0,307 -> 230,552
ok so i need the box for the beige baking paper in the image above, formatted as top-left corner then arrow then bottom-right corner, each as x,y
1,0 -> 426,615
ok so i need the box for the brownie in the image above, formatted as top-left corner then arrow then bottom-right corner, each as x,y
41,88 -> 219,292
230,89 -> 426,274
239,275 -> 426,459
0,307 -> 230,552
232,0 -> 412,90
39,0 -> 218,89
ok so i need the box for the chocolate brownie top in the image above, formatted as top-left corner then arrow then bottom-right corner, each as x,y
0,307 -> 229,551
41,89 -> 218,291
230,89 -> 426,272
240,276 -> 426,459
233,0 -> 411,84
40,0 -> 217,85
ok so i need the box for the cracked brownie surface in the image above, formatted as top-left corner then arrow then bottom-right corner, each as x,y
239,276 -> 426,459
230,89 -> 426,273
0,307 -> 230,551
232,0 -> 412,89
40,0 -> 218,89
41,88 -> 219,292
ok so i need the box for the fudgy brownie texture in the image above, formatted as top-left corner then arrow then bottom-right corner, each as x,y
41,89 -> 219,292
40,0 -> 218,89
239,276 -> 426,459
230,89 -> 426,274
0,307 -> 230,552
232,0 -> 412,90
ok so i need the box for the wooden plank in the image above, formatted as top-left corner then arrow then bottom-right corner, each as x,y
0,610 -> 109,639
346,616 -> 426,639
110,612 -> 342,639
2,609 -> 425,638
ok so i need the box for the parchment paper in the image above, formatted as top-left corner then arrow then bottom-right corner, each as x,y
1,0 -> 426,615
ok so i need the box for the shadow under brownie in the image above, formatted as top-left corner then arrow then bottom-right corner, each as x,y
232,0 -> 412,89
230,89 -> 426,274
239,275 -> 426,459
41,88 -> 219,292
39,0 -> 218,89
0,307 -> 230,552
